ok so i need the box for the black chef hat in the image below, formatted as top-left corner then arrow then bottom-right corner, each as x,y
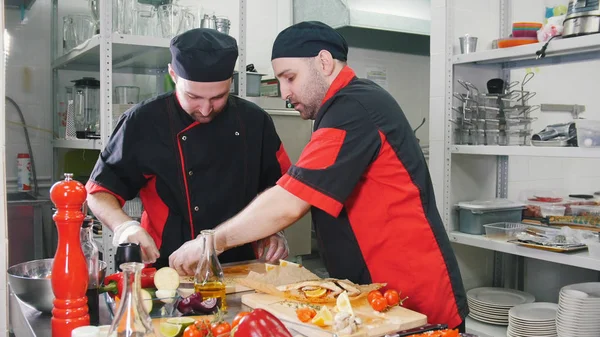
271,21 -> 348,61
170,28 -> 238,82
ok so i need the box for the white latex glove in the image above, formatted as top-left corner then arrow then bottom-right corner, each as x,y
254,231 -> 289,262
112,220 -> 160,264
169,237 -> 215,276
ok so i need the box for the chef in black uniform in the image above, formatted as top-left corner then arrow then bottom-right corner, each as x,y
86,28 -> 292,275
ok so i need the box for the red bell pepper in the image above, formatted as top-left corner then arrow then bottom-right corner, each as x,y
234,309 -> 293,337
99,267 -> 156,298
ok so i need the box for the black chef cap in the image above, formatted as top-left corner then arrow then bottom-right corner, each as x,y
170,28 -> 238,82
271,21 -> 348,61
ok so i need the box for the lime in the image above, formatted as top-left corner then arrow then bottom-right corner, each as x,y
166,317 -> 196,330
159,322 -> 183,337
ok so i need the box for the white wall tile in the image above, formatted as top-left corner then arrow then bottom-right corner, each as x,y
430,6 -> 446,55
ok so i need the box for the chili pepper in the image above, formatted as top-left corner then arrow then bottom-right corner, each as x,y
99,267 -> 156,298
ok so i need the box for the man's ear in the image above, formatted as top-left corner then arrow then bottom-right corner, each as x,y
317,50 -> 336,76
168,64 -> 178,84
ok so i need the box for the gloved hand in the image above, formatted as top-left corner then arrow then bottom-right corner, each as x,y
112,220 -> 160,264
169,237 -> 217,276
253,231 -> 289,263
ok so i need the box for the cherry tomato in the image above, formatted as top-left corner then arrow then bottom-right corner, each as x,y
384,289 -> 400,306
295,307 -> 317,322
370,296 -> 388,312
183,324 -> 205,337
367,290 -> 383,304
232,311 -> 251,329
211,322 -> 232,336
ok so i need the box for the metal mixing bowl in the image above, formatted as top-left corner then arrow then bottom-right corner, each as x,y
7,258 -> 107,313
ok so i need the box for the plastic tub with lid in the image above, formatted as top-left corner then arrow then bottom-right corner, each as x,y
457,199 -> 526,235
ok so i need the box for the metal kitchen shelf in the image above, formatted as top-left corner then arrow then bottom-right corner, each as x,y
465,317 -> 507,337
453,33 -> 600,65
52,34 -> 172,73
449,231 -> 600,272
53,139 -> 102,150
451,145 -> 600,158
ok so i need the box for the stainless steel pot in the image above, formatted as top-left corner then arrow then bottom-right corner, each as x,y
215,17 -> 230,35
563,0 -> 600,37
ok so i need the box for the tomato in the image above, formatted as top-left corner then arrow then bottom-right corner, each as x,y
183,324 -> 206,337
232,311 -> 252,329
367,290 -> 383,303
211,322 -> 232,336
370,296 -> 388,312
384,289 -> 400,306
295,307 -> 317,322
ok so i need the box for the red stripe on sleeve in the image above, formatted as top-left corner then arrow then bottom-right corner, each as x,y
276,143 -> 292,175
85,181 -> 126,207
277,174 -> 342,217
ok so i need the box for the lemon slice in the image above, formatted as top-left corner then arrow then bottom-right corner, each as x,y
311,306 -> 333,327
159,322 -> 183,337
166,317 -> 196,330
280,259 -> 302,268
336,291 -> 354,315
305,287 -> 327,298
265,263 -> 277,272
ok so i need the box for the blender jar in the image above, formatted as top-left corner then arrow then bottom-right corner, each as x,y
72,77 -> 100,139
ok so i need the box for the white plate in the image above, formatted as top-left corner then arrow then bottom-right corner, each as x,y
467,287 -> 535,307
509,302 -> 558,321
561,282 -> 600,298
469,313 -> 508,325
509,319 -> 556,328
507,326 -> 556,337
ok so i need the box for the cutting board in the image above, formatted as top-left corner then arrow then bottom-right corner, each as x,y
152,315 -> 212,334
241,293 -> 427,337
179,260 -> 267,295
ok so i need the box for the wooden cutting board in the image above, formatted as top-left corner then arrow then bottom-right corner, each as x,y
179,260 -> 267,295
241,293 -> 427,337
152,315 -> 213,334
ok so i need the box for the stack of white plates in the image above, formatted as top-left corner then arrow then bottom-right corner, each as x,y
508,302 -> 557,337
467,287 -> 536,325
557,282 -> 600,337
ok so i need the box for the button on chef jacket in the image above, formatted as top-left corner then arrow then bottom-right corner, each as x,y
86,91 -> 291,268
277,66 -> 468,328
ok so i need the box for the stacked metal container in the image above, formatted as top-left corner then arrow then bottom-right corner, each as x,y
452,73 -> 539,146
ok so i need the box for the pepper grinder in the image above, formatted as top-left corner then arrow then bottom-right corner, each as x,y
50,173 -> 90,336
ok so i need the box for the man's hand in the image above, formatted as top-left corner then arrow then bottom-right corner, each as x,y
113,220 -> 160,264
169,237 -> 207,276
254,231 -> 289,262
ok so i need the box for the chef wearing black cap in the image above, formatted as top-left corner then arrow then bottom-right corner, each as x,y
85,28 -> 292,274
169,21 -> 469,330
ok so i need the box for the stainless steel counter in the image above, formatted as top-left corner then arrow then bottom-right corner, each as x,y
9,286 -> 304,337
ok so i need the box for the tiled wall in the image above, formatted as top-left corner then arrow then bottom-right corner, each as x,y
430,0 -> 600,300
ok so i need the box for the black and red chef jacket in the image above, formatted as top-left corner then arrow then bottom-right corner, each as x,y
277,66 -> 468,328
86,92 -> 291,268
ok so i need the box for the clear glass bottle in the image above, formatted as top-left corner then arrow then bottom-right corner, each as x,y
108,262 -> 156,337
194,229 -> 227,310
80,217 -> 100,326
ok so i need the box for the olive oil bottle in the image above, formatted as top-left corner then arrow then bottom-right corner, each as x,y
194,230 -> 227,310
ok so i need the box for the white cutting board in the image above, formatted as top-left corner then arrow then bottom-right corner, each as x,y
241,293 -> 427,337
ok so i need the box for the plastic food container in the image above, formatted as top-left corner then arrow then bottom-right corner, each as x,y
486,130 -> 500,145
473,129 -> 486,145
512,22 -> 543,38
570,205 -> 600,216
586,238 -> 600,258
497,37 -> 538,48
540,204 -> 566,217
576,119 -> 600,148
483,222 -> 527,240
457,199 -> 526,235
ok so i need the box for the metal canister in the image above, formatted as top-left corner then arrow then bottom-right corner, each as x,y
16,153 -> 31,191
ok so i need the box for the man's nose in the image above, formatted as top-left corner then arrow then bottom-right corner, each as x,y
198,101 -> 212,116
279,84 -> 291,101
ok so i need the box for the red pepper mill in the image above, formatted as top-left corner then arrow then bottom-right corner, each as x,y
50,173 -> 90,336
